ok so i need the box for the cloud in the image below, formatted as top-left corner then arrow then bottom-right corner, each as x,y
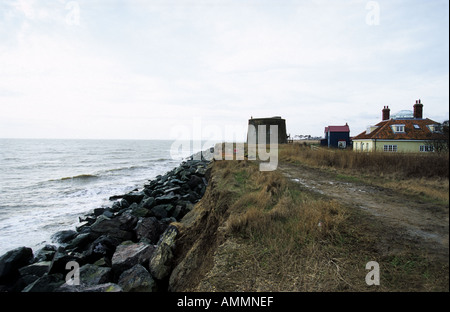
0,0 -> 448,140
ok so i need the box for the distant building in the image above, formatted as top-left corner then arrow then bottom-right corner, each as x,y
352,99 -> 446,152
321,123 -> 350,148
247,116 -> 288,144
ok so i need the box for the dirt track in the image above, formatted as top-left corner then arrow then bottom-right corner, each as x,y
278,163 -> 449,262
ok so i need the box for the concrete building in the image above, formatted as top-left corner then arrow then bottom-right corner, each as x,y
247,116 -> 288,144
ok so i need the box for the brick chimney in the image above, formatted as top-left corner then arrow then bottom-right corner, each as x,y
413,99 -> 423,119
382,106 -> 390,121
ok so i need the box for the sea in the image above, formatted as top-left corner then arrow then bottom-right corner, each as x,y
0,138 -> 211,256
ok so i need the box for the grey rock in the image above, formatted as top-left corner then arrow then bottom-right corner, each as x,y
164,186 -> 181,194
79,263 -> 111,286
84,235 -> 120,263
118,264 -> 157,292
93,208 -> 105,216
117,213 -> 139,231
195,167 -> 206,176
142,197 -> 156,209
134,217 -> 168,244
90,215 -> 135,241
19,261 -> 51,278
171,205 -> 183,220
122,191 -> 145,204
130,205 -> 150,218
103,209 -> 115,218
111,242 -> 155,277
33,245 -> 57,262
48,247 -> 83,275
149,225 -> 178,280
22,273 -> 64,292
169,178 -> 184,185
0,246 -> 33,281
149,204 -> 169,219
65,232 -> 92,251
155,194 -> 178,205
51,230 -> 78,244
187,175 -> 203,190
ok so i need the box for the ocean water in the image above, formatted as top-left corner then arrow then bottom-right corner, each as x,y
0,139 -> 206,256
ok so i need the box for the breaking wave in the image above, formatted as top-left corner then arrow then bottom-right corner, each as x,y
59,174 -> 99,181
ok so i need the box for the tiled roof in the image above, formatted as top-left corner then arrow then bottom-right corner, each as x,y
353,118 -> 445,141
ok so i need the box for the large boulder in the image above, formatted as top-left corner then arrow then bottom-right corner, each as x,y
79,263 -> 112,286
187,175 -> 203,190
51,230 -> 78,244
155,194 -> 178,205
149,225 -> 178,280
111,242 -> 155,278
33,245 -> 57,263
19,261 -> 51,278
118,264 -> 157,292
149,204 -> 172,219
129,204 -> 150,218
22,273 -> 65,292
0,247 -> 33,282
65,232 -> 93,251
54,264 -> 112,292
83,235 -> 120,264
122,191 -> 145,205
89,214 -> 137,241
134,217 -> 168,244
141,197 -> 156,209
47,247 -> 84,275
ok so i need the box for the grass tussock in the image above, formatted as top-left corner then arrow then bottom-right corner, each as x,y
226,191 -> 346,247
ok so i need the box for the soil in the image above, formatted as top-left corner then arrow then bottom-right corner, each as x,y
278,162 -> 449,263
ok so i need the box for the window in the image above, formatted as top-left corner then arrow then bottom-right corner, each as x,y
413,124 -> 420,129
420,145 -> 434,152
383,145 -> 397,152
391,124 -> 405,133
427,124 -> 442,133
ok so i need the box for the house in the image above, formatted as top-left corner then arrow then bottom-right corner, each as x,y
247,116 -> 288,144
320,123 -> 350,148
352,99 -> 445,152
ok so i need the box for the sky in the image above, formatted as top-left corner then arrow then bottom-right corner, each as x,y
0,0 -> 449,141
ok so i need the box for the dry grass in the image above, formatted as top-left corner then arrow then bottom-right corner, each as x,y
175,158 -> 448,292
280,143 -> 449,178
279,144 -> 449,205
200,160 -> 368,291
383,177 -> 449,204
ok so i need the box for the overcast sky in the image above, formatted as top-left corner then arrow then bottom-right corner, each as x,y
0,0 -> 448,141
